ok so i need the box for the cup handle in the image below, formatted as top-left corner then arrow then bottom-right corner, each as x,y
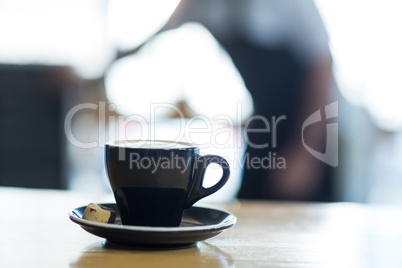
185,155 -> 230,208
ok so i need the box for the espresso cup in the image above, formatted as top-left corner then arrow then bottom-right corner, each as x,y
105,140 -> 230,227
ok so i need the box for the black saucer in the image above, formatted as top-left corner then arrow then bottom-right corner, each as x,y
69,203 -> 236,247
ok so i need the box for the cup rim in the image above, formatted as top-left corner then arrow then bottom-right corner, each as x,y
106,139 -> 199,150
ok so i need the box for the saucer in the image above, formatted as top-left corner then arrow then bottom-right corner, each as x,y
69,203 -> 236,247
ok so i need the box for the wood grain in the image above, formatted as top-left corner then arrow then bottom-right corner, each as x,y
1,187 -> 401,268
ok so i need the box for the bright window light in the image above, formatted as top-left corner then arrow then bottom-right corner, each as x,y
107,0 -> 180,51
316,0 -> 402,131
105,23 -> 254,124
0,0 -> 180,79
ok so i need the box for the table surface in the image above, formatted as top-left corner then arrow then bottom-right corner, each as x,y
1,187 -> 402,268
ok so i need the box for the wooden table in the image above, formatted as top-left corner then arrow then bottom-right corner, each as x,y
1,187 -> 402,268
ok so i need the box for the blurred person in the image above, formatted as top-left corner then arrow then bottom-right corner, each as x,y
116,0 -> 335,201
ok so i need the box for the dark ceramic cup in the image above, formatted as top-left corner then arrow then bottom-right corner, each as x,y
105,140 -> 230,227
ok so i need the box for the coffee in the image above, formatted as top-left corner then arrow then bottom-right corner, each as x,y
105,140 -> 230,227
108,140 -> 194,149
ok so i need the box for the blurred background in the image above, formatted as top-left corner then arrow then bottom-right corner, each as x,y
0,0 -> 401,204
